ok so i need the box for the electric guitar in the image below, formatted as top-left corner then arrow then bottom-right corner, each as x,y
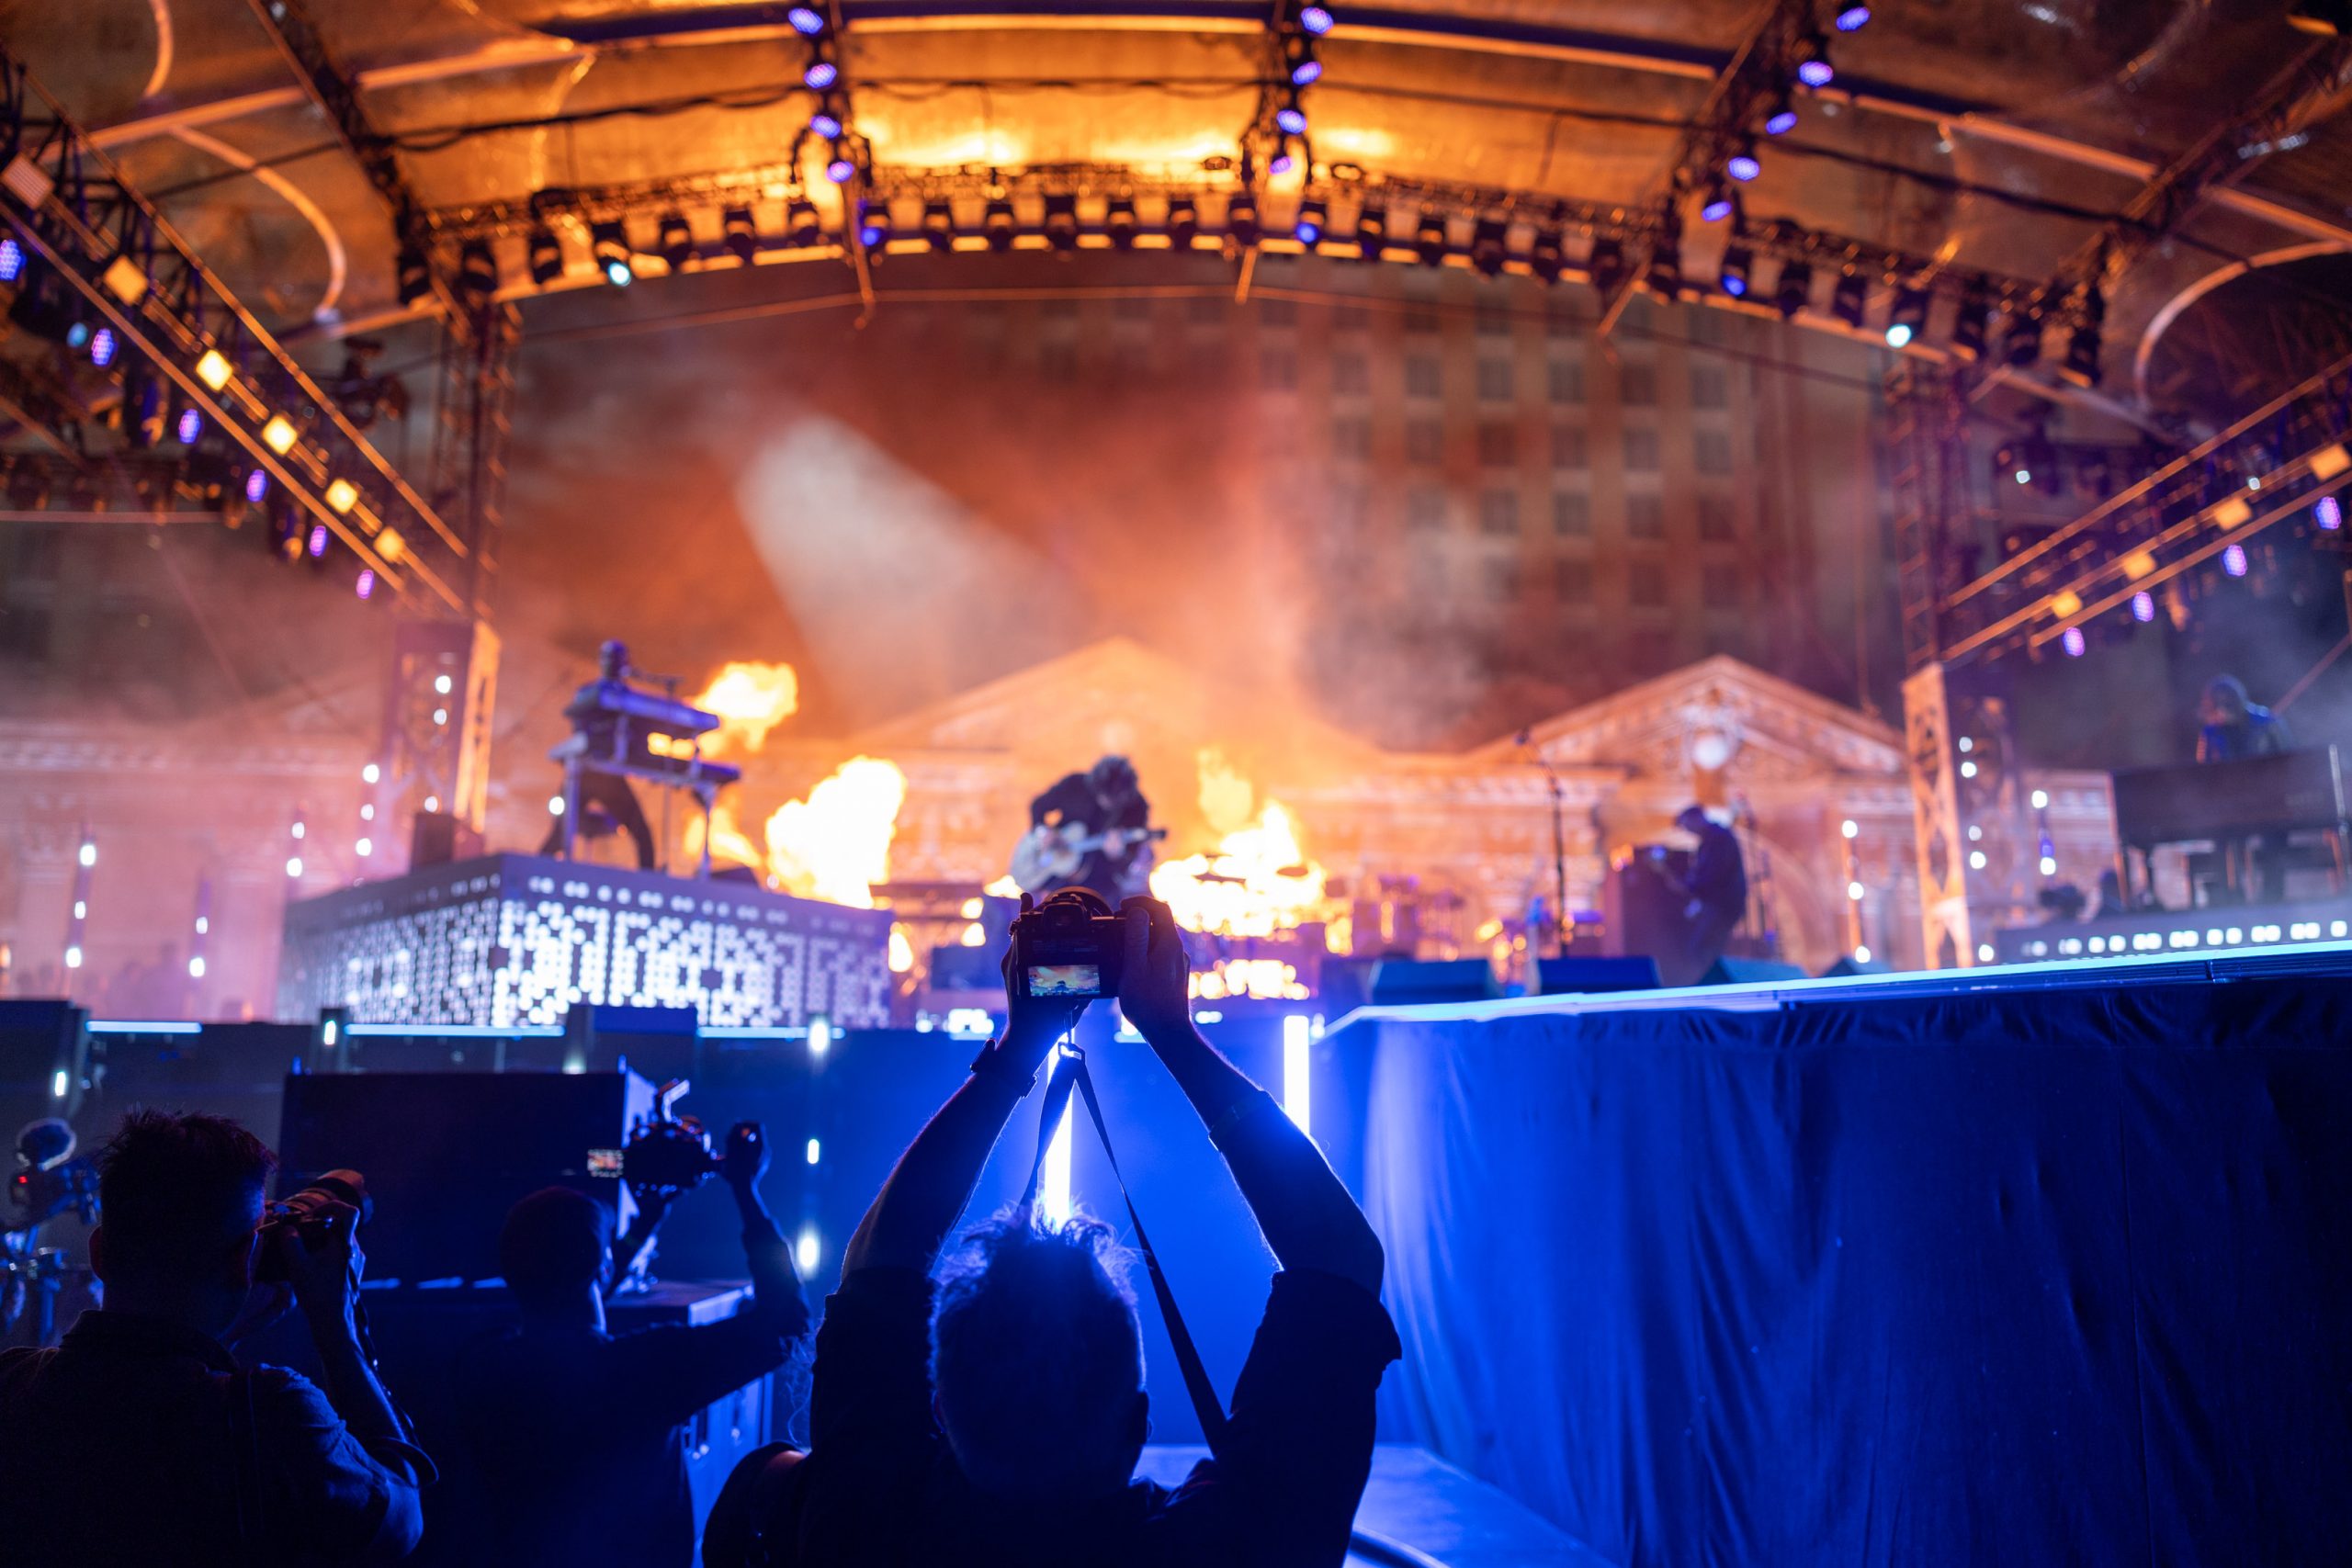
1010,822 -> 1169,894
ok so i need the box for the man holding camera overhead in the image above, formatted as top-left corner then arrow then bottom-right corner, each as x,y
0,1110 -> 433,1564
461,1120 -> 808,1567
744,892 -> 1396,1568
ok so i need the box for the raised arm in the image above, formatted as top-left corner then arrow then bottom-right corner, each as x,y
1117,899 -> 1385,1295
841,913 -> 1080,1276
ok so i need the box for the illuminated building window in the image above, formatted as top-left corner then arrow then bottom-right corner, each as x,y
1624,428 -> 1661,471
1407,419 -> 1443,466
1691,365 -> 1730,408
1553,491 -> 1591,536
1698,493 -> 1737,541
1548,360 -> 1585,403
1556,557 -> 1593,604
1477,359 -> 1513,400
1620,364 -> 1658,405
1631,560 -> 1668,607
1478,490 -> 1521,535
1627,492 -> 1667,539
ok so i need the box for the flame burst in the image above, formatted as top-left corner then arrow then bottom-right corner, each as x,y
1149,750 -> 1329,939
672,661 -> 905,908
766,756 -> 908,908
695,661 -> 800,753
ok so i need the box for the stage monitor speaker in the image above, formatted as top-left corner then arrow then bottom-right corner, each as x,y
1702,956 -> 1809,987
1816,956 -> 1891,979
1534,956 -> 1662,996
277,1069 -> 654,1285
1368,958 -> 1498,1007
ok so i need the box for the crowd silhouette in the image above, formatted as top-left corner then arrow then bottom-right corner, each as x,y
0,895 -> 1395,1568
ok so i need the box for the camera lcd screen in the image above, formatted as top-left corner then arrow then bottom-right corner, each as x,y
586,1148 -> 625,1178
1028,964 -> 1104,997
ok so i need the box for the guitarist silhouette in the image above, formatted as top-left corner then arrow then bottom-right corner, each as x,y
1011,754 -> 1163,903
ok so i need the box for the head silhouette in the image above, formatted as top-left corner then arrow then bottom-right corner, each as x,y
931,1210 -> 1147,1501
500,1186 -> 614,1316
1676,804 -> 1716,837
2200,675 -> 2250,727
90,1111 -> 276,1335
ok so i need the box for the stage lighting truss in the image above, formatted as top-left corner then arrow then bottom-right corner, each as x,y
0,46 -> 469,611
414,156 -> 2057,362
1935,349 -> 2352,668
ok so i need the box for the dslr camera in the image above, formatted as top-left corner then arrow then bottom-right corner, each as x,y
255,1169 -> 368,1281
1010,887 -> 1129,1001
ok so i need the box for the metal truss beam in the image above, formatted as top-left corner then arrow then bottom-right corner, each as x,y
1593,0 -> 1810,336
0,46 -> 469,612
240,0 -> 472,339
2064,37 -> 2352,302
1935,351 -> 2352,668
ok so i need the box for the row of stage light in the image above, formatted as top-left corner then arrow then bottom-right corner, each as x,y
431,182 -> 2084,372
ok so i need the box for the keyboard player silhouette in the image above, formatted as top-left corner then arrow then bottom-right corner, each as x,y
540,640 -> 741,875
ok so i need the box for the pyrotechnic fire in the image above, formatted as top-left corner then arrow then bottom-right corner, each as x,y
668,660 -> 905,908
765,756 -> 908,908
694,660 -> 800,753
1149,750 -> 1330,939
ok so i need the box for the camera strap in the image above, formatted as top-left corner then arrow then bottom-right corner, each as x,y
1021,1045 -> 1231,1461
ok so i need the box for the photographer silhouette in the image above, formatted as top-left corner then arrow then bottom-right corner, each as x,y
0,1111 -> 433,1566
733,894 -> 1396,1568
458,1121 -> 808,1568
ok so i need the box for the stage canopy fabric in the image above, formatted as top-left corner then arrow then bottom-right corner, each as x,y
1355,976 -> 2352,1565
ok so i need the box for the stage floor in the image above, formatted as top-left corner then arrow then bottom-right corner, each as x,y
1136,1444 -> 1605,1568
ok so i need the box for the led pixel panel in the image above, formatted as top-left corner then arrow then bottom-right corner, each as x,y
277,855 -> 893,1029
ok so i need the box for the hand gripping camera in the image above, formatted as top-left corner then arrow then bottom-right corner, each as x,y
255,1169 -> 369,1281
1009,887 -> 1130,1001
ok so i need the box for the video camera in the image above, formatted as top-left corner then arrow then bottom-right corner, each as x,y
1009,887 -> 1130,1001
255,1169 -> 369,1280
622,1079 -> 718,1199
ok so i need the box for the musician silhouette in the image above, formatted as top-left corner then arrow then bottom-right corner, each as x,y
1014,755 -> 1155,905
541,640 -> 659,871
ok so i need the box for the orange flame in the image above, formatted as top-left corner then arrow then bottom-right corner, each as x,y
693,660 -> 800,754
1149,750 -> 1330,939
765,756 -> 908,908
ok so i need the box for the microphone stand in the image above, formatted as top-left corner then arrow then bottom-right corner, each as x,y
1519,731 -> 1571,953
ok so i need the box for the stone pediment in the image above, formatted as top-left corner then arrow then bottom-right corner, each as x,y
1474,656 -> 1905,784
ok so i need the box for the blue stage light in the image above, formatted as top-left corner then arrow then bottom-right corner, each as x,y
309,524 -> 328,558
1700,184 -> 1736,223
1726,144 -> 1761,182
805,59 -> 838,90
1794,32 -> 1834,87
1301,6 -> 1334,34
89,327 -> 117,367
2223,543 -> 2248,577
245,468 -> 269,502
810,109 -> 842,140
1763,92 -> 1798,136
1834,4 -> 1871,29
2132,590 -> 2155,622
1295,197 -> 1327,245
1277,104 -> 1307,135
787,6 -> 824,33
2062,626 -> 2086,657
826,153 -> 856,184
0,238 -> 21,282
176,407 -> 201,444
2319,495 -> 2344,531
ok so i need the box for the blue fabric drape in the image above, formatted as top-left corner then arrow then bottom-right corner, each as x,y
1356,977 -> 2352,1565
